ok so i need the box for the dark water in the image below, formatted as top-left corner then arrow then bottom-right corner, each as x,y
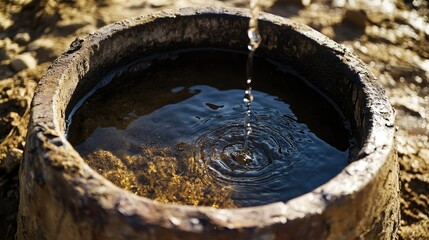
67,50 -> 350,208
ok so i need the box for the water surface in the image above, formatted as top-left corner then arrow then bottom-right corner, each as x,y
67,50 -> 350,208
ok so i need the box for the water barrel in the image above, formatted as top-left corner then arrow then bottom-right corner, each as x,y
18,7 -> 399,240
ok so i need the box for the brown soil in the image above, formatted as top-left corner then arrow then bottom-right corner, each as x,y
0,0 -> 427,239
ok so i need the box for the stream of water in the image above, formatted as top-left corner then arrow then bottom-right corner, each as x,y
243,0 -> 262,162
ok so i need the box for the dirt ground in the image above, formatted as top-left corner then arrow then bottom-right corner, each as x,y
0,0 -> 428,239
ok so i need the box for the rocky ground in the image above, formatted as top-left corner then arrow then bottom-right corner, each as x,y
0,0 -> 428,239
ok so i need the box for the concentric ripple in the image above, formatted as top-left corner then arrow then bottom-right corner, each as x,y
67,50 -> 350,207
195,110 -> 298,180
186,86 -> 338,206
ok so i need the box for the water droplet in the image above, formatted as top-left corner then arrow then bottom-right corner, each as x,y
247,28 -> 262,51
243,93 -> 254,102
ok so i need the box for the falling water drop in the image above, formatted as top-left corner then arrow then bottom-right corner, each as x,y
243,0 -> 261,158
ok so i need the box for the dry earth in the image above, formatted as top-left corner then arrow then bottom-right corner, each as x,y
0,0 -> 428,239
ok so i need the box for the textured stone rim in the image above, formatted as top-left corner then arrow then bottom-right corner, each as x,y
20,7 -> 397,239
